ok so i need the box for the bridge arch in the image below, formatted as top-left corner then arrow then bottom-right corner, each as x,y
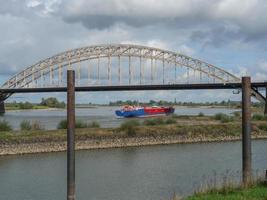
2,44 -> 240,90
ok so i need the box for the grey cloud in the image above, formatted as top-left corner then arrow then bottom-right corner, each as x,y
63,14 -> 164,29
55,0 -> 267,46
190,24 -> 242,48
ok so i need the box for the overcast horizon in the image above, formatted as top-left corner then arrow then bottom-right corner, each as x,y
1,0 -> 267,103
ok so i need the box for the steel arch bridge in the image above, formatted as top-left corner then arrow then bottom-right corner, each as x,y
0,44 -> 265,103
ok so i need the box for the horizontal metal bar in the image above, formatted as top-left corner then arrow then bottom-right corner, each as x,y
1,82 -> 265,94
0,83 -> 254,93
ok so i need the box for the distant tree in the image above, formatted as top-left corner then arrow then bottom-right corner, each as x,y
40,97 -> 65,108
19,101 -> 34,109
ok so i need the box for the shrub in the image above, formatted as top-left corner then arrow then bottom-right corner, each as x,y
258,124 -> 267,131
20,120 -> 31,131
75,120 -> 88,128
57,119 -> 90,129
214,113 -> 226,120
171,114 -> 179,118
18,102 -> 34,109
40,97 -> 65,108
220,116 -> 234,123
233,111 -> 241,118
57,119 -> 67,129
120,120 -> 140,136
198,112 -> 205,117
31,121 -> 43,130
143,118 -> 165,126
214,113 -> 234,123
165,118 -> 177,124
0,120 -> 12,131
88,121 -> 100,128
252,114 -> 267,121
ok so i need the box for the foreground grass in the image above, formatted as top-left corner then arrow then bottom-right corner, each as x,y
185,182 -> 267,200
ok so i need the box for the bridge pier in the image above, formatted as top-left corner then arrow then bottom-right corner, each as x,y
0,101 -> 5,114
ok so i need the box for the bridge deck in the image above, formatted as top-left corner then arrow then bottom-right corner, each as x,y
0,82 -> 266,93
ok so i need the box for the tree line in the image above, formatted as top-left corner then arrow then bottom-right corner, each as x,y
6,97 -> 66,110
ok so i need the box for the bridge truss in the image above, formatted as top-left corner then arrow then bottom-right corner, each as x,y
0,44 -> 265,102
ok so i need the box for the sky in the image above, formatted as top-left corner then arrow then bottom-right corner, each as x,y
0,0 -> 267,104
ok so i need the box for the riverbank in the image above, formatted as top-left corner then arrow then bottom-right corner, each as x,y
1,122 -> 267,156
6,107 -> 63,112
184,181 -> 267,200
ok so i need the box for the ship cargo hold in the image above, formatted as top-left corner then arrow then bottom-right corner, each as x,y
115,105 -> 175,118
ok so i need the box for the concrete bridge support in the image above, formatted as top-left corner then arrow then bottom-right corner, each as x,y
0,101 -> 5,114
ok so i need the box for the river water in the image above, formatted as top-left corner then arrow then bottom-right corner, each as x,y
0,106 -> 239,130
0,140 -> 266,200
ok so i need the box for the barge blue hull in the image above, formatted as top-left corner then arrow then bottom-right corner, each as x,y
115,109 -> 145,118
115,107 -> 174,118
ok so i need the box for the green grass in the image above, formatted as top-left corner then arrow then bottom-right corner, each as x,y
143,117 -> 177,126
258,124 -> 267,131
214,113 -> 234,123
165,118 -> 177,124
75,120 -> 88,128
143,117 -> 165,125
0,120 -> 12,131
186,182 -> 267,200
57,119 -> 87,129
120,120 -> 140,136
198,112 -> 205,117
87,121 -> 100,128
57,119 -> 68,129
20,120 -> 31,131
252,114 -> 267,121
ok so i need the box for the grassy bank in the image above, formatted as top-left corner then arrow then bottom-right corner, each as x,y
2,113 -> 267,143
1,120 -> 267,144
1,114 -> 267,155
185,181 -> 267,200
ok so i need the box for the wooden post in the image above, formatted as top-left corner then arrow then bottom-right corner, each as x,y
264,83 -> 267,115
242,76 -> 252,186
67,70 -> 75,200
0,101 -> 5,114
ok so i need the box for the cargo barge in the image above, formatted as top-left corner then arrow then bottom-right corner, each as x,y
115,105 -> 175,118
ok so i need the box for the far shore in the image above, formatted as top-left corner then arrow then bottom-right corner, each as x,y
6,107 -> 63,112
4,104 -> 240,112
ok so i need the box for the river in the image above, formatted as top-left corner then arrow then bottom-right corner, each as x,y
0,106 -> 239,130
0,140 -> 266,200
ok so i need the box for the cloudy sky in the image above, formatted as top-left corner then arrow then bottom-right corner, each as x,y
0,0 -> 267,103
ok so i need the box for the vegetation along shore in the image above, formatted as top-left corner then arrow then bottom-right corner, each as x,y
1,113 -> 267,156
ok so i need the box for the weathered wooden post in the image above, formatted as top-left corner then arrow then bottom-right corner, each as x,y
242,76 -> 252,186
67,70 -> 76,200
0,101 -> 5,114
264,83 -> 267,115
